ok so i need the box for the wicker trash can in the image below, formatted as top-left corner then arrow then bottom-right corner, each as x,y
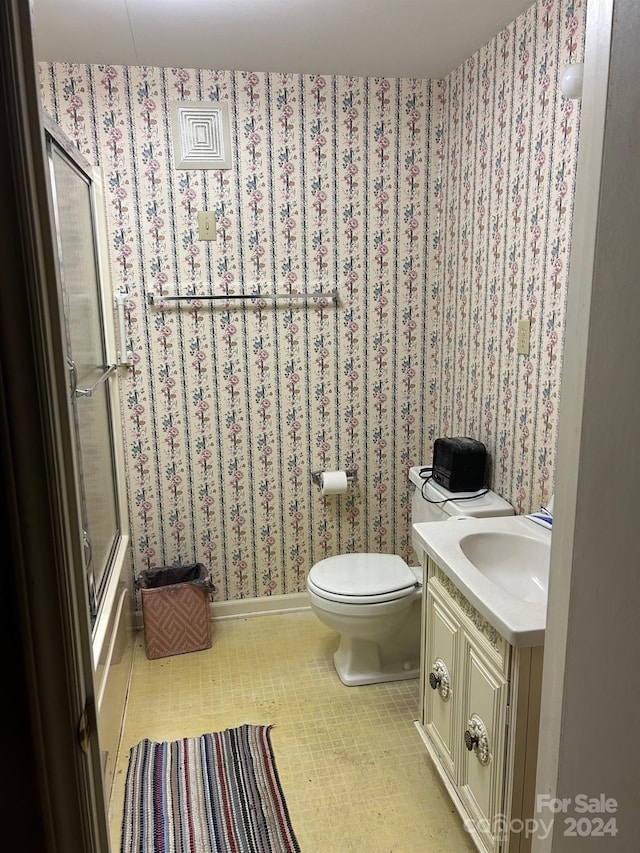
137,563 -> 213,660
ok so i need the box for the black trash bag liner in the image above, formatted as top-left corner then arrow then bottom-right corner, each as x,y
135,562 -> 214,594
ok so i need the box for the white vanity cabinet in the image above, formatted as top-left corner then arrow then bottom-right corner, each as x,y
418,559 -> 543,853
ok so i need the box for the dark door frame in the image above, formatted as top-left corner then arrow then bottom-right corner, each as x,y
0,1 -> 109,849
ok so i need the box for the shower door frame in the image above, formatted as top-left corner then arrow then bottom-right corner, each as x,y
43,113 -> 130,653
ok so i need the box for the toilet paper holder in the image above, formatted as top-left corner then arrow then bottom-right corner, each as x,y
311,469 -> 357,489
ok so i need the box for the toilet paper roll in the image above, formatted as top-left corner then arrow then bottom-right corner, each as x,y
320,470 -> 348,496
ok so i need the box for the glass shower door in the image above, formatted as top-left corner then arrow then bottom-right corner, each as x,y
49,137 -> 121,625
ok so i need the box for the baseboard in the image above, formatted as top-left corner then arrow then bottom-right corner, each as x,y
134,591 -> 311,630
211,591 -> 310,620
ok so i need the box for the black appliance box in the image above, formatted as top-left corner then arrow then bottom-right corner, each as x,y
432,437 -> 486,492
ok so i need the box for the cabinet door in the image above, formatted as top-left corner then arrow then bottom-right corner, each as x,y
458,630 -> 509,852
422,583 -> 460,781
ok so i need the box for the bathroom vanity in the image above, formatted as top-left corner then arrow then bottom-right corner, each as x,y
412,517 -> 550,853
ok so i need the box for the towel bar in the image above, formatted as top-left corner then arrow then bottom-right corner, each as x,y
147,290 -> 338,305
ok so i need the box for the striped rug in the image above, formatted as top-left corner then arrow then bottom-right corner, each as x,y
120,724 -> 300,853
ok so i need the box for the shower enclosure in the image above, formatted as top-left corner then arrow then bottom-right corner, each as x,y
44,114 -> 133,804
44,115 -> 128,630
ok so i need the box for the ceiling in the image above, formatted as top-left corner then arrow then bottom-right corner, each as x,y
32,0 -> 534,80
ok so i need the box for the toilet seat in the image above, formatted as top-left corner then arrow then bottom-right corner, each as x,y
308,553 -> 417,604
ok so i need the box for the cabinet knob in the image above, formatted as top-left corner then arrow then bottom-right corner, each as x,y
464,729 -> 478,750
428,658 -> 450,699
464,714 -> 491,765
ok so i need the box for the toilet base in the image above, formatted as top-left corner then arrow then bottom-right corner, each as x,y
334,641 -> 420,686
331,597 -> 421,686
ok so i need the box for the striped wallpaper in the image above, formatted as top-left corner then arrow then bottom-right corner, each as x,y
40,0 -> 585,601
40,66 -> 432,598
427,0 -> 585,515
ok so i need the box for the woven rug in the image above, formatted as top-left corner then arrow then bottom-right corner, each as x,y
121,724 -> 300,853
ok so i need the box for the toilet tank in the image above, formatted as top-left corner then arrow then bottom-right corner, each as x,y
408,466 -> 514,523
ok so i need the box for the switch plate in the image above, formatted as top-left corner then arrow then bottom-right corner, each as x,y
517,318 -> 530,355
197,210 -> 217,241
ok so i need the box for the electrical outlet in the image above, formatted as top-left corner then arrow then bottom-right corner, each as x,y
517,318 -> 530,355
197,210 -> 217,241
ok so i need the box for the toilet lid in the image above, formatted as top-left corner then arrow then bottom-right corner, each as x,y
308,553 -> 416,598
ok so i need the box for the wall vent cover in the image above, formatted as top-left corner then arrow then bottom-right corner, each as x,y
170,101 -> 231,170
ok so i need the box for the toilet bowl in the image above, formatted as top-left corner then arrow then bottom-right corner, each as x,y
307,554 -> 422,686
307,465 -> 515,686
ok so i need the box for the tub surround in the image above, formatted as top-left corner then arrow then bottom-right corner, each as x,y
94,580 -> 135,802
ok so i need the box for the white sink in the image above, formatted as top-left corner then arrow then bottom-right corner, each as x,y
412,515 -> 552,646
459,531 -> 550,604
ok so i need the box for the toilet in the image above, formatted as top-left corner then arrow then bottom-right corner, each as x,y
306,466 -> 514,686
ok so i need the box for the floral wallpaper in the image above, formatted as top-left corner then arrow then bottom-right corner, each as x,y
39,0 -> 585,602
40,65 -> 432,598
427,0 -> 585,514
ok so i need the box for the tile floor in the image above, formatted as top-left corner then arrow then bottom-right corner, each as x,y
108,610 -> 475,852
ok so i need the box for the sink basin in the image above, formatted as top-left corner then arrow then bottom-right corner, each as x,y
459,531 -> 550,603
412,514 -> 552,645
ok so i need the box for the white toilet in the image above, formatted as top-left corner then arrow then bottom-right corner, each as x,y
306,466 -> 514,686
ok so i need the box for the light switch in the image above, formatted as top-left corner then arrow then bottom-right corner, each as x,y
197,210 -> 217,241
517,318 -> 530,355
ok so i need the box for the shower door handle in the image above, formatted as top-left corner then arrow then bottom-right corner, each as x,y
83,529 -> 97,620
75,363 -> 116,397
83,528 -> 93,569
67,356 -> 78,398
